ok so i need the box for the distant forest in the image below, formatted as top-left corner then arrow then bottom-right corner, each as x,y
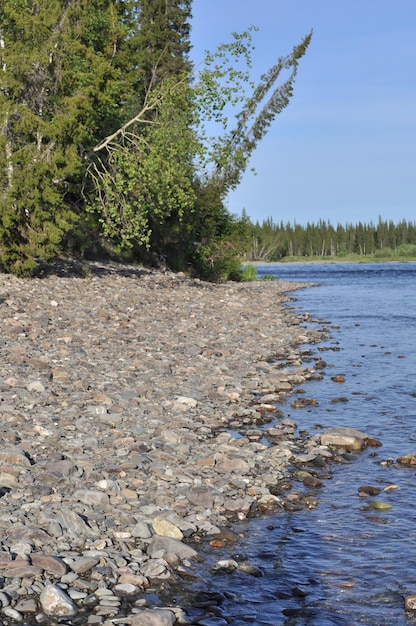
245,217 -> 416,261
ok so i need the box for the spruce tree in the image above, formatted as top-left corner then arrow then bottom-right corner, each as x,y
133,0 -> 192,105
0,0 -> 128,274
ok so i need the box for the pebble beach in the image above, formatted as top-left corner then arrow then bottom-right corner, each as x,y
0,261 -> 330,625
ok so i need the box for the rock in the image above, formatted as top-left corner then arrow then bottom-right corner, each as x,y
39,584 -> 77,617
27,381 -> 45,392
331,375 -> 345,383
302,475 -> 322,488
113,583 -> 140,598
212,559 -> 239,572
152,515 -> 184,540
68,556 -> 100,574
0,447 -> 31,467
130,608 -> 176,626
397,452 -> 416,465
57,509 -> 99,538
368,500 -> 393,511
2,607 -> 24,622
117,573 -> 149,588
358,485 -> 381,496
30,554 -> 68,576
0,473 -> 18,487
2,565 -> 43,578
148,536 -> 198,560
405,594 -> 416,610
13,598 -> 38,613
140,559 -> 171,579
131,521 -> 153,539
237,562 -> 263,576
174,396 -> 198,408
320,427 -> 370,450
186,486 -> 216,508
74,489 -> 110,507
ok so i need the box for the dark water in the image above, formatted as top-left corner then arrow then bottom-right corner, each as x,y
180,263 -> 416,626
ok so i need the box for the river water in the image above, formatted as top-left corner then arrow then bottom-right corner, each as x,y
179,262 -> 416,626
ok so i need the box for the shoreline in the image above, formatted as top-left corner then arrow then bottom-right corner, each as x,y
0,261 -> 331,624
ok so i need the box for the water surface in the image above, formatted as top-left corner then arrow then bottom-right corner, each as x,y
182,262 -> 416,625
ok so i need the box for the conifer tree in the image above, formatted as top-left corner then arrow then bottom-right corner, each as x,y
134,0 -> 192,103
0,0 -> 129,274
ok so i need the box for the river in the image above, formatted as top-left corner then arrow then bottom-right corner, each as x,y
179,262 -> 416,626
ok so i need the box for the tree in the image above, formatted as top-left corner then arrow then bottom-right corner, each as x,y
0,0 -> 312,278
88,24 -> 312,275
133,0 -> 192,105
194,28 -> 312,195
0,0 -> 128,275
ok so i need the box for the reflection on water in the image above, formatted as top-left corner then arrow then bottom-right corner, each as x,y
177,263 -> 416,625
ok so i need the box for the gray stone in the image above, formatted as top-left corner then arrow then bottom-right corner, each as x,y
31,554 -> 68,576
130,608 -> 176,626
0,592 -> 11,607
148,536 -> 198,560
113,583 -> 140,597
2,607 -> 24,621
13,598 -> 38,613
320,427 -> 370,450
152,516 -> 183,540
57,509 -> 99,538
130,521 -> 153,539
2,565 -> 43,578
0,448 -> 31,467
39,584 -> 77,618
140,559 -> 171,579
74,489 -> 110,507
68,556 -> 100,574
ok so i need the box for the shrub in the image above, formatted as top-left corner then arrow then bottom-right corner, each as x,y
241,264 -> 258,281
396,244 -> 416,257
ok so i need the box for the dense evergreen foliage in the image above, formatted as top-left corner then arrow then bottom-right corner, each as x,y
0,1 -> 312,278
246,217 -> 416,261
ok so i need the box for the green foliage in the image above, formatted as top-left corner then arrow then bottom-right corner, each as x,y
194,29 -> 312,194
0,1 -> 311,280
0,0 -> 128,274
396,244 -> 416,257
241,264 -> 258,281
244,217 -> 416,262
131,0 -> 192,104
88,74 -> 199,258
373,246 -> 394,258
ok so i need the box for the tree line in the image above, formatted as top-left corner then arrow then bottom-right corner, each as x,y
245,217 -> 416,261
0,0 -> 311,279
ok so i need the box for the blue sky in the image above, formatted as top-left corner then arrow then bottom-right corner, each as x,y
190,0 -> 416,226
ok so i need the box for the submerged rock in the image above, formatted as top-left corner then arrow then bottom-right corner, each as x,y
368,500 -> 393,511
320,427 -> 374,451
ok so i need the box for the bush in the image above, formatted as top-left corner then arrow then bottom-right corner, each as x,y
373,247 -> 394,258
241,264 -> 257,281
396,244 -> 416,257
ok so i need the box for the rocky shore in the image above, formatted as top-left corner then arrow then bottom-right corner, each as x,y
0,261 -> 337,625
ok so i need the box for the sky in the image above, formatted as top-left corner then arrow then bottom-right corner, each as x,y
190,0 -> 416,226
